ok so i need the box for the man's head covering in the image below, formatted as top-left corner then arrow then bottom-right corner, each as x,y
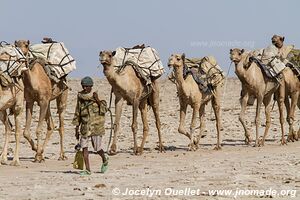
81,76 -> 94,87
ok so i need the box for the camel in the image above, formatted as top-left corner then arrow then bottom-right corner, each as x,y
281,67 -> 300,141
15,40 -> 68,162
167,54 -> 222,151
271,35 -> 300,141
99,50 -> 164,155
0,53 -> 24,166
230,48 -> 286,146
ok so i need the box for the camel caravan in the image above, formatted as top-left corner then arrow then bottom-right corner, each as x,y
0,34 -> 299,166
0,38 -> 75,164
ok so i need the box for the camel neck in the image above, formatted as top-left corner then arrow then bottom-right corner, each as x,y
174,65 -> 186,88
103,64 -> 118,83
234,54 -> 248,79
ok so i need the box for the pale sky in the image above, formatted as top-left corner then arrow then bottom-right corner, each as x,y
1,0 -> 299,77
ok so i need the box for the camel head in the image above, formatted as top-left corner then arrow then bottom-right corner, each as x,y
272,34 -> 284,48
15,40 -> 30,56
99,50 -> 116,66
168,53 -> 185,69
230,48 -> 244,65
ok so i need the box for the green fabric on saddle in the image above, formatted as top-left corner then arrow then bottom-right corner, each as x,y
288,49 -> 300,67
184,56 -> 224,88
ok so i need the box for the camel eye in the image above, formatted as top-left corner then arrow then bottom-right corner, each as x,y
176,57 -> 180,61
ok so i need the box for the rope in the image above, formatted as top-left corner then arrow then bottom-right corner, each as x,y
106,89 -> 114,153
222,62 -> 233,99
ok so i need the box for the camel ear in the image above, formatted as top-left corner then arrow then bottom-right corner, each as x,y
181,53 -> 185,60
241,49 -> 245,54
99,51 -> 102,56
230,49 -> 233,53
27,40 -> 30,45
281,36 -> 285,42
14,40 -> 17,46
112,51 -> 116,56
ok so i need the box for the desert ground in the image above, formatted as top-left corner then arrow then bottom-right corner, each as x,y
0,77 -> 299,200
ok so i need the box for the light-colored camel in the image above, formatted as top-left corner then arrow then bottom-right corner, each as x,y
271,35 -> 300,141
99,50 -> 164,155
167,54 -> 222,150
15,40 -> 68,162
281,67 -> 300,141
230,48 -> 286,146
0,53 -> 24,166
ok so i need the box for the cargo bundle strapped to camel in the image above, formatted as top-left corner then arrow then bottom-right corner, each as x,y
287,48 -> 300,80
183,56 -> 225,93
29,38 -> 76,82
0,38 -> 76,87
249,45 -> 300,81
113,44 -> 164,85
0,42 -> 26,87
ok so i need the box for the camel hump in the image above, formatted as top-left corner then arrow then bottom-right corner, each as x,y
113,46 -> 164,81
30,57 -> 46,67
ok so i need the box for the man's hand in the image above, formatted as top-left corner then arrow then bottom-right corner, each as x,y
75,126 -> 79,140
93,92 -> 99,101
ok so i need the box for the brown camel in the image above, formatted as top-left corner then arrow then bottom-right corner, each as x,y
0,53 -> 24,166
99,50 -> 164,155
271,35 -> 300,141
167,54 -> 222,151
15,40 -> 68,162
230,48 -> 286,146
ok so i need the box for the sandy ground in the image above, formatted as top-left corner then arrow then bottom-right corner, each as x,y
0,78 -> 299,200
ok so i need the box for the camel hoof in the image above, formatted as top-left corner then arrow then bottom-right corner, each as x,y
287,135 -> 294,142
108,150 -> 117,156
10,160 -> 20,166
34,154 -> 45,163
1,160 -> 8,165
135,147 -> 143,155
258,139 -> 265,147
287,132 -> 297,142
108,144 -> 117,155
244,136 -> 252,145
158,145 -> 165,153
213,146 -> 222,150
280,139 -> 287,146
58,155 -> 68,161
188,143 -> 197,151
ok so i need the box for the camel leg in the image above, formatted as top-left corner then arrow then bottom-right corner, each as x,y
284,95 -> 291,140
131,100 -> 139,155
0,111 -> 11,165
195,104 -> 206,146
138,101 -> 149,155
287,93 -> 298,142
189,104 -> 200,151
150,82 -> 164,153
56,91 -> 68,160
212,91 -> 222,150
23,101 -> 37,151
277,85 -> 287,145
41,105 -> 54,158
259,95 -> 272,146
297,98 -> 300,139
254,95 -> 263,147
34,100 -> 49,163
109,95 -> 124,155
10,111 -> 21,166
239,91 -> 251,144
178,101 -> 191,140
